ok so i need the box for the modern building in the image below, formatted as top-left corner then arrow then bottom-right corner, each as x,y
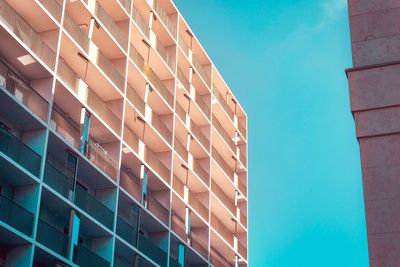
0,0 -> 248,266
347,1 -> 400,266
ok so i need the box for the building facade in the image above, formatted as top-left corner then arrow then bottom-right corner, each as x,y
347,1 -> 400,266
0,0 -> 248,266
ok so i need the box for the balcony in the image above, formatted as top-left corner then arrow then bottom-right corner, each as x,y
87,140 -> 118,181
38,0 -> 63,22
177,67 -> 190,94
36,218 -> 69,258
0,126 -> 41,177
193,88 -> 210,119
178,34 -> 189,57
0,60 -> 49,123
0,193 -> 34,236
171,213 -> 186,241
211,214 -> 233,247
146,66 -> 173,107
63,13 -> 90,53
94,2 -> 128,50
212,84 -> 234,122
147,192 -> 169,225
190,119 -> 210,152
155,38 -> 175,71
192,54 -> 211,88
119,168 -> 141,202
152,0 -> 177,39
76,244 -> 110,267
75,183 -> 114,229
50,104 -> 120,183
212,147 -> 234,182
191,231 -> 208,260
126,84 -> 145,116
56,60 -> 122,136
213,115 -> 235,153
211,180 -> 235,215
132,5 -> 149,38
116,215 -> 138,246
43,161 -> 71,199
144,147 -> 171,185
138,234 -> 167,267
117,0 -> 132,14
0,0 -> 56,69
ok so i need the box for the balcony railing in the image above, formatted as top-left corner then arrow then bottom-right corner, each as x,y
95,2 -> 127,49
138,234 -> 167,267
237,178 -> 247,198
189,194 -> 208,221
125,85 -> 145,121
0,126 -> 41,177
63,13 -> 90,53
178,35 -> 189,56
87,140 -> 118,181
169,257 -> 181,267
171,213 -> 186,241
153,0 -> 177,38
0,60 -> 49,122
88,86 -> 122,134
129,43 -> 145,71
97,49 -> 125,93
0,193 -> 34,236
190,120 -> 209,152
212,147 -> 234,181
174,138 -> 187,162
0,0 -> 56,69
146,66 -> 173,107
210,248 -> 231,267
43,161 -> 71,199
75,183 -> 114,229
144,147 -> 170,184
123,126 -> 139,154
211,214 -> 233,246
38,0 -> 62,22
36,218 -> 69,258
76,244 -> 110,267
238,240 -> 247,260
213,115 -> 235,152
238,120 -> 247,139
212,84 -> 234,121
116,215 -> 138,246
191,231 -> 208,259
192,54 -> 210,87
239,209 -> 247,229
211,180 -> 235,215
151,112 -> 172,144
176,67 -> 190,94
172,175 -> 184,198
132,5 -> 149,38
118,0 -> 132,14
175,101 -> 186,123
239,149 -> 247,168
50,108 -> 80,150
56,60 -> 122,136
119,168 -> 141,202
155,38 -> 175,71
192,158 -> 209,185
194,89 -> 210,119
147,193 -> 169,225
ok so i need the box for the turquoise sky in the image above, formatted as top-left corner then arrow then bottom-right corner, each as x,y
173,0 -> 369,266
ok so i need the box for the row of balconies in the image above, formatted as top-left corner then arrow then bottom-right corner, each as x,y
0,24 -> 248,248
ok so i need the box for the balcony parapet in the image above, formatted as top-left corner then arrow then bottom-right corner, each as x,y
0,0 -> 56,69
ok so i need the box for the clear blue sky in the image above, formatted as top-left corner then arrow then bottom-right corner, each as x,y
173,0 -> 369,266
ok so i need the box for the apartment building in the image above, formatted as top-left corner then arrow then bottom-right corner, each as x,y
347,1 -> 400,266
0,0 -> 248,266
